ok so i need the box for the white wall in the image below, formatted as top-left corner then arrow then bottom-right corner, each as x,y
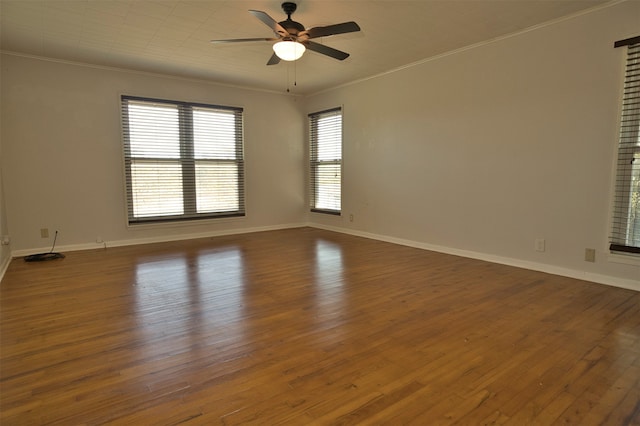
304,1 -> 640,287
1,55 -> 306,253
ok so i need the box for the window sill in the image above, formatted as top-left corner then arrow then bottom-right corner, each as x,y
608,252 -> 640,266
126,215 -> 245,231
310,209 -> 341,216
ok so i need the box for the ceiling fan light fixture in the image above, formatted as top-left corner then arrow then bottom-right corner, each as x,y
273,40 -> 305,61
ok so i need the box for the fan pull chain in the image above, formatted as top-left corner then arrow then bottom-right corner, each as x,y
286,60 -> 298,93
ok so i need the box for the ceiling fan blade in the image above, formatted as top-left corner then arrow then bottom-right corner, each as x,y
267,53 -> 281,66
249,10 -> 289,37
304,41 -> 350,60
210,37 -> 278,44
301,22 -> 360,40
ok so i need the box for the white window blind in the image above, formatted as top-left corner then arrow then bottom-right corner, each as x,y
309,107 -> 342,214
610,39 -> 640,254
121,96 -> 244,224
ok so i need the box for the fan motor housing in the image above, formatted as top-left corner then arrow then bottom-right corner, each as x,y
279,19 -> 305,35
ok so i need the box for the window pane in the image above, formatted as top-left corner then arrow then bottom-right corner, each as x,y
131,161 -> 183,217
316,115 -> 342,160
193,108 -> 237,159
128,103 -> 180,159
196,162 -> 239,213
309,108 -> 342,213
315,163 -> 341,211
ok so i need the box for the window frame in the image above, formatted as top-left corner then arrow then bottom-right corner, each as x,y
309,107 -> 343,215
121,95 -> 245,225
610,37 -> 640,255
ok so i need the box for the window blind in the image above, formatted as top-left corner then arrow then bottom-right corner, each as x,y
121,96 -> 244,224
610,41 -> 640,254
309,107 -> 342,214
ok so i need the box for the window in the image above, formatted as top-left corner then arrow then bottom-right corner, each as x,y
309,107 -> 342,214
610,38 -> 640,254
121,96 -> 244,224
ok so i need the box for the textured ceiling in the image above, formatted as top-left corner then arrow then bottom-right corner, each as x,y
0,0 -> 612,95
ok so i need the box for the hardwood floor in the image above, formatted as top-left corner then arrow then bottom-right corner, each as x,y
1,227 -> 639,425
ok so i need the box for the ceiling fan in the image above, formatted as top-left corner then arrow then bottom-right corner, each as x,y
210,2 -> 361,65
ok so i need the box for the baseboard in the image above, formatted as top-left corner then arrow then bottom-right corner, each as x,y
7,222 -> 637,292
308,223 -> 640,292
10,223 -> 307,258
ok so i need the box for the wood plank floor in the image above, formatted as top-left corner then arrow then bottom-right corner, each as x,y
1,227 -> 639,425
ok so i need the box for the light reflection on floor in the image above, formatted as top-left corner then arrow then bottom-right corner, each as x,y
313,239 -> 346,331
133,247 -> 247,356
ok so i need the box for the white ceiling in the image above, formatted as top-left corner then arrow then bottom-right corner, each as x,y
0,0 -> 612,95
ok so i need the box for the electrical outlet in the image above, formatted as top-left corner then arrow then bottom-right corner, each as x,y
585,248 -> 596,262
1,236 -> 10,246
535,238 -> 545,252
40,228 -> 49,238
96,236 -> 103,244
349,214 -> 354,222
